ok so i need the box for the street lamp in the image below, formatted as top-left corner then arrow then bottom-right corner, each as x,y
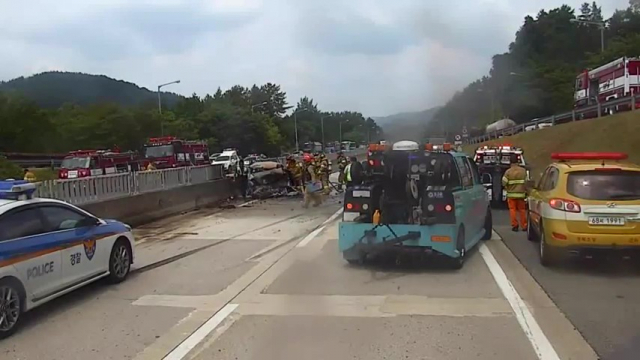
250,101 -> 268,113
570,18 -> 605,52
293,108 -> 308,153
339,119 -> 349,144
157,80 -> 181,136
320,114 -> 333,152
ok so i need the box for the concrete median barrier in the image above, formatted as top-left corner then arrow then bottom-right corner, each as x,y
81,179 -> 234,226
77,150 -> 367,227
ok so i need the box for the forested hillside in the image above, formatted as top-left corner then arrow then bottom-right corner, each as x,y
0,72 -> 183,109
0,80 -> 381,156
426,1 -> 640,136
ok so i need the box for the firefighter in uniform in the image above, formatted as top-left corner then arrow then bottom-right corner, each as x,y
502,153 -> 528,232
318,153 -> 330,194
285,156 -> 303,192
336,151 -> 348,190
23,169 -> 37,182
302,153 -> 322,208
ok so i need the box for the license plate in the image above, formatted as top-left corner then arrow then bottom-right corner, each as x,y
483,156 -> 496,163
588,216 -> 626,226
352,190 -> 370,198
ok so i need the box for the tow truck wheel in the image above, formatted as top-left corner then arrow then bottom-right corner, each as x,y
0,278 -> 24,339
451,226 -> 466,270
481,208 -> 493,240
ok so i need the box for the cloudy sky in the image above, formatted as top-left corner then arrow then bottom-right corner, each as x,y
0,0 -> 630,116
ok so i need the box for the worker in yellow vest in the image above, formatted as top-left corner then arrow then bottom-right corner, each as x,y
502,154 -> 528,232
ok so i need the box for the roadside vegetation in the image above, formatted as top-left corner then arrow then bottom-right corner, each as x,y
426,1 -> 640,138
462,110 -> 640,178
0,78 -> 382,157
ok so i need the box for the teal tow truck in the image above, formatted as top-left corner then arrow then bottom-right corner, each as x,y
338,141 -> 493,269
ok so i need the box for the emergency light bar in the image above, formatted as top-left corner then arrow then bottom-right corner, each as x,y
368,144 -> 387,151
0,180 -> 37,200
551,152 -> 628,161
425,143 -> 452,151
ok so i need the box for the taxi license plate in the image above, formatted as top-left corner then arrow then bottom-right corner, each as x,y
588,216 -> 625,226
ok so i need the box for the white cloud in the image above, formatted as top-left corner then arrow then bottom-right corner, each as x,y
0,0 -> 631,116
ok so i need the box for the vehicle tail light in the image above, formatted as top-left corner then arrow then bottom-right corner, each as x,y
346,203 -> 361,211
595,167 -> 621,171
549,198 -> 581,213
426,203 -> 454,213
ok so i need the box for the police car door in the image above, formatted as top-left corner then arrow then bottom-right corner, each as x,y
38,205 -> 107,289
0,206 -> 63,302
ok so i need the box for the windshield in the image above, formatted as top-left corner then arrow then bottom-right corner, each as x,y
567,170 -> 640,201
61,156 -> 90,169
215,156 -> 230,162
145,145 -> 174,158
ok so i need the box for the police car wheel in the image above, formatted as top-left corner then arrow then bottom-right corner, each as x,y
0,279 -> 24,339
107,239 -> 132,284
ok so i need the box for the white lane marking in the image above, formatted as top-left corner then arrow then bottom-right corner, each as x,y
296,225 -> 326,248
237,199 -> 259,207
163,303 -> 238,360
322,208 -> 344,226
479,244 -> 561,360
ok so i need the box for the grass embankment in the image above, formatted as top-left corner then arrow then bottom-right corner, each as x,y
462,111 -> 640,180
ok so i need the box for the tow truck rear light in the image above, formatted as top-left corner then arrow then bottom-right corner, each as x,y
551,152 -> 628,161
368,144 -> 387,151
346,203 -> 361,211
549,198 -> 581,213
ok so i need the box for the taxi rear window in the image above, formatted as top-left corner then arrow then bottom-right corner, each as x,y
566,170 -> 640,201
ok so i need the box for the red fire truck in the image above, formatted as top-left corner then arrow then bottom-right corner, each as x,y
574,56 -> 640,117
143,136 -> 210,169
58,149 -> 142,179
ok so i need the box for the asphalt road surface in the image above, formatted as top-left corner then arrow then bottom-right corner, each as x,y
0,192 -> 603,360
494,209 -> 640,360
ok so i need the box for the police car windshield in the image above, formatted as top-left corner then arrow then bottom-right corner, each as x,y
145,145 -> 174,158
61,157 -> 90,169
567,170 -> 640,201
215,156 -> 230,161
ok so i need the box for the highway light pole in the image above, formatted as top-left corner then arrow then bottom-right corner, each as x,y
570,18 -> 605,52
250,101 -> 268,113
293,108 -> 308,153
157,80 -> 181,136
320,115 -> 333,152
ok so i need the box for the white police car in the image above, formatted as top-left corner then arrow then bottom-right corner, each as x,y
0,180 -> 136,338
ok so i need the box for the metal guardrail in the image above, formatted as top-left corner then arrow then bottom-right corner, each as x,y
468,94 -> 640,144
34,164 -> 225,205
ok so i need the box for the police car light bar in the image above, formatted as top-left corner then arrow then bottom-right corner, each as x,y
0,180 -> 37,200
551,152 -> 628,161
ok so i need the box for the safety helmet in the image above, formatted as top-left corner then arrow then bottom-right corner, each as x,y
302,153 -> 314,163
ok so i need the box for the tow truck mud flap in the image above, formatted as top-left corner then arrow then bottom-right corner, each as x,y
338,222 -> 458,260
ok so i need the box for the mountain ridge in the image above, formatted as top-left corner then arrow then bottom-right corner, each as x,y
0,71 -> 183,109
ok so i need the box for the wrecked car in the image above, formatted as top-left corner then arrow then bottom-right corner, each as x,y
248,161 -> 296,199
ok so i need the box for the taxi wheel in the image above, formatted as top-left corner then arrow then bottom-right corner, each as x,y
539,225 -> 558,267
0,278 -> 24,339
526,212 -> 537,242
451,226 -> 466,270
107,239 -> 132,284
481,208 -> 493,240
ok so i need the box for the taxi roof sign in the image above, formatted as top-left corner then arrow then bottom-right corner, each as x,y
0,180 -> 37,200
551,152 -> 628,161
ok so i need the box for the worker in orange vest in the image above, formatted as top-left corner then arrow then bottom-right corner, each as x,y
502,154 -> 528,232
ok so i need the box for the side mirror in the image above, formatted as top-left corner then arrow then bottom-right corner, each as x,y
78,217 -> 100,228
525,179 -> 536,190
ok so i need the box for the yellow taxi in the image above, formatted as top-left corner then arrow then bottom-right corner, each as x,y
526,152 -> 640,266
